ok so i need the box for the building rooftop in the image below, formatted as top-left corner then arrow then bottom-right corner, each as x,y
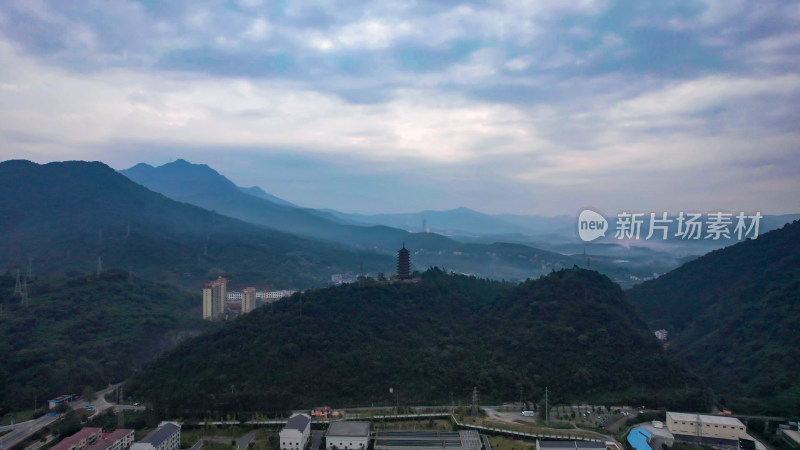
85,430 -> 134,450
667,412 -> 745,427
284,414 -> 311,432
141,423 -> 180,446
326,421 -> 371,437
374,431 -> 481,450
51,428 -> 102,450
538,441 -> 606,449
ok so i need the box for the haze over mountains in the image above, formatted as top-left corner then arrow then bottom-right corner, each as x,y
121,160 -> 700,284
0,160 -> 392,288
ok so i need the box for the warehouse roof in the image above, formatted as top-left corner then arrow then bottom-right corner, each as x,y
284,414 -> 311,432
141,423 -> 180,446
667,412 -> 744,427
538,441 -> 606,449
326,422 -> 370,437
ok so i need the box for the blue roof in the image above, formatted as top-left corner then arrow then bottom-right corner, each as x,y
627,428 -> 652,450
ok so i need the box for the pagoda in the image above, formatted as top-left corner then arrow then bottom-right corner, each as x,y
397,243 -> 411,280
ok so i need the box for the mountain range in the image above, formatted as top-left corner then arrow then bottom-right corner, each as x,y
120,160 -> 683,284
0,160 -> 393,289
627,220 -> 800,415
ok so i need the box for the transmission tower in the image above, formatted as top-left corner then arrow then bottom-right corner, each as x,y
20,279 -> 28,306
14,269 -> 21,295
96,256 -> 103,278
117,387 -> 125,428
128,266 -> 134,284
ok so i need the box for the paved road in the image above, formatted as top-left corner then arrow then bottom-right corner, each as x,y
0,384 -> 121,449
311,430 -> 325,450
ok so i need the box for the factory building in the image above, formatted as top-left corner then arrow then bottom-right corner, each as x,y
132,422 -> 181,450
373,431 -> 481,450
325,422 -> 371,450
666,412 -> 747,446
280,414 -> 311,450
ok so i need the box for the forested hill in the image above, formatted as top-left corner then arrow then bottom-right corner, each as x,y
627,220 -> 800,415
0,270 -> 207,414
128,268 -> 708,416
0,160 -> 392,288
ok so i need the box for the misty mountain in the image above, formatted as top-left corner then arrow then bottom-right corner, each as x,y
119,160 -> 665,282
238,185 -> 297,207
627,220 -> 800,415
0,160 -> 393,288
128,267 -> 709,415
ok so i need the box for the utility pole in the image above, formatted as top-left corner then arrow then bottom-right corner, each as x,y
545,386 -> 549,424
472,386 -> 479,419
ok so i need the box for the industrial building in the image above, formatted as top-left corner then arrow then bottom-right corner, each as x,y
132,422 -> 181,450
280,414 -> 311,450
242,287 -> 256,314
326,422 -> 371,450
202,278 -> 227,320
373,431 -> 481,450
536,441 -> 606,450
666,412 -> 747,447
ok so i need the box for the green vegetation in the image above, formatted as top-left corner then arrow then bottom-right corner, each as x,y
0,160 -> 393,289
627,220 -> 800,415
0,269 -> 207,414
129,268 -> 708,417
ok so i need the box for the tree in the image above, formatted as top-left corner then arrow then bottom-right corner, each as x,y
83,386 -> 97,402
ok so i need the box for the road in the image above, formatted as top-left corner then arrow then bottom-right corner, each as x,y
0,384 -> 123,450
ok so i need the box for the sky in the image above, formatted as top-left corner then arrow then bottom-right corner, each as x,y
0,0 -> 799,215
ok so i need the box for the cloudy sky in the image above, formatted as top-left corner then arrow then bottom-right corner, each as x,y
0,0 -> 798,215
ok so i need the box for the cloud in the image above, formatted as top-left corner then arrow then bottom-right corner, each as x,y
0,0 -> 798,214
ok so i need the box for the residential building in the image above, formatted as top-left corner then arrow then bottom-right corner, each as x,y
326,422 -> 370,450
666,412 -> 747,444
374,431 -> 481,450
202,278 -> 227,320
51,428 -> 102,450
536,441 -> 606,450
654,329 -> 668,341
242,287 -> 256,314
280,414 -> 311,450
86,429 -> 135,450
226,291 -> 242,301
132,422 -> 181,450
265,290 -> 296,299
